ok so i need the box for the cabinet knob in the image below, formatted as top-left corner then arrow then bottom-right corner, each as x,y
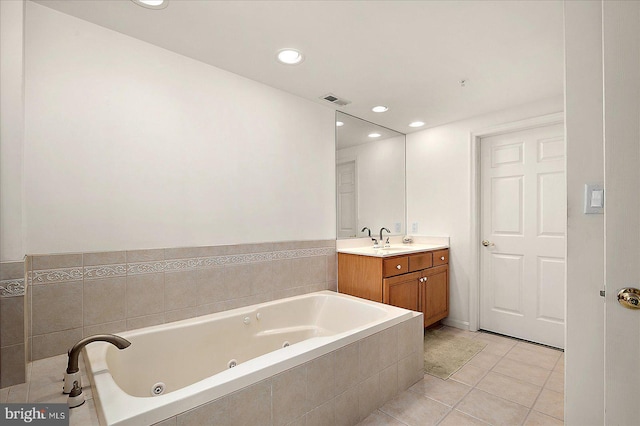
440,256 -> 445,261
396,265 -> 402,270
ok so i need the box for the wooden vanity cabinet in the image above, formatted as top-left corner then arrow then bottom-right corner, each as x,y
338,249 -> 449,328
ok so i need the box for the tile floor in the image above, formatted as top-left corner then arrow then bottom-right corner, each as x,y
358,326 -> 564,426
1,326 -> 563,426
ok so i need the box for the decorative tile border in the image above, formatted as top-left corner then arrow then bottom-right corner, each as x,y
0,278 -> 25,297
27,246 -> 336,284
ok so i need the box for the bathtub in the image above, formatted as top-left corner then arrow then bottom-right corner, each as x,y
84,290 -> 423,425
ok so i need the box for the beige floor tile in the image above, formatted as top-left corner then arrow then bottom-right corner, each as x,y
380,390 -> 450,426
492,357 -> 551,386
438,410 -> 489,426
6,383 -> 28,403
0,387 -> 9,403
474,332 -> 518,346
545,370 -> 564,394
357,410 -> 406,426
533,388 -> 564,420
456,389 -> 529,426
554,354 -> 565,373
515,341 -> 562,357
505,345 -> 560,370
475,371 -> 542,408
409,374 -> 471,407
467,350 -> 503,370
523,410 -> 564,426
450,364 -> 488,387
479,341 -> 516,357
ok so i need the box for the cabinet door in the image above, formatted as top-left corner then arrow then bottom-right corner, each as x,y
383,271 -> 420,311
421,265 -> 449,327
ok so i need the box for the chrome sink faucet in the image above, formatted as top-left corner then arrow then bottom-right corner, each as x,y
380,228 -> 391,247
362,227 -> 380,248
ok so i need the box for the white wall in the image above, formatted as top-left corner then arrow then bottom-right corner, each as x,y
406,96 -> 564,328
563,2 -> 605,423
0,0 -> 25,262
336,135 -> 405,236
23,2 -> 335,254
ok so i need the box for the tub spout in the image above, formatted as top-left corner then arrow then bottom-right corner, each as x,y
63,334 -> 131,396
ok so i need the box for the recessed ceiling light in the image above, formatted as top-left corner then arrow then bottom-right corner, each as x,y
277,49 -> 304,65
368,133 -> 381,138
372,106 -> 388,113
336,121 -> 344,127
409,121 -> 425,128
131,0 -> 168,9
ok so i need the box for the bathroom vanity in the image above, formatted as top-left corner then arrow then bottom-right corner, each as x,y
337,245 -> 449,328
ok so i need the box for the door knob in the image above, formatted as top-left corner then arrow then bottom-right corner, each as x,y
617,288 -> 640,309
482,240 -> 494,247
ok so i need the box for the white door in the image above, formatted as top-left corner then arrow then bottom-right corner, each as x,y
603,1 -> 640,424
480,123 -> 565,348
337,161 -> 357,238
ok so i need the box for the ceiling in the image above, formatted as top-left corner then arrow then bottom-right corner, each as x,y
32,0 -> 564,134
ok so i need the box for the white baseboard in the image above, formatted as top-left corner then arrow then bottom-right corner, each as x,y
442,318 -> 470,331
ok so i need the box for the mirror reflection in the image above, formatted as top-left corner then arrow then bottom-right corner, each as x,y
336,112 -> 406,239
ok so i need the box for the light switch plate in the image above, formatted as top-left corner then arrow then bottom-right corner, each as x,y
584,183 -> 604,214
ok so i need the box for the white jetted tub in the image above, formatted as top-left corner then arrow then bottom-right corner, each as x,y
84,291 -> 420,425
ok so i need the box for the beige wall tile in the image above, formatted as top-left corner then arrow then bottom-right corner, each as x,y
83,277 -> 126,326
327,281 -> 337,292
0,261 -> 24,280
164,246 -> 211,260
126,273 -> 164,317
379,364 -> 398,406
1,296 -> 24,347
326,254 -> 337,283
476,371 -> 542,408
334,386 -> 360,426
379,326 -> 398,369
224,263 -> 265,299
165,307 -> 198,324
380,389 -> 450,426
227,380 -> 271,426
176,396 -> 228,426
32,327 -> 82,360
196,267 -> 225,306
398,354 -> 422,391
410,374 -> 471,407
32,254 -> 82,271
0,344 -> 26,388
83,320 -> 127,337
83,251 -> 126,266
164,270 -> 198,311
359,333 -> 381,381
306,352 -> 335,411
249,262 -> 276,295
397,318 -> 415,360
292,256 -> 326,286
456,389 -> 529,426
272,259 -> 294,291
32,281 -> 83,335
223,242 -> 274,255
126,249 -> 164,263
306,399 -> 334,426
533,388 -> 564,420
126,313 -> 165,330
358,373 -> 381,421
273,365 -> 306,426
335,342 -> 359,395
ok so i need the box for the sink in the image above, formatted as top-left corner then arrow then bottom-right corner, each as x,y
337,243 -> 449,258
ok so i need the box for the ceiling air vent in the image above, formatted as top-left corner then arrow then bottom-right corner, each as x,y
320,93 -> 351,107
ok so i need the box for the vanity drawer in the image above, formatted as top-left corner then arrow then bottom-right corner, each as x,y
383,256 -> 409,278
433,249 -> 449,266
409,252 -> 433,272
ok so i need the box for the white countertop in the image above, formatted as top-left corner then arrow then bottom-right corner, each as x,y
337,243 -> 449,258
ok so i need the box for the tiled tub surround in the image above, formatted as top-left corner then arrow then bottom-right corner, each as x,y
1,305 -> 424,426
0,260 -> 27,388
25,240 -> 337,361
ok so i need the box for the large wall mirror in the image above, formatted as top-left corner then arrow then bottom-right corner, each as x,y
336,112 -> 406,239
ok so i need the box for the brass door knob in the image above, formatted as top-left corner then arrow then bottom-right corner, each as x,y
617,288 -> 640,309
